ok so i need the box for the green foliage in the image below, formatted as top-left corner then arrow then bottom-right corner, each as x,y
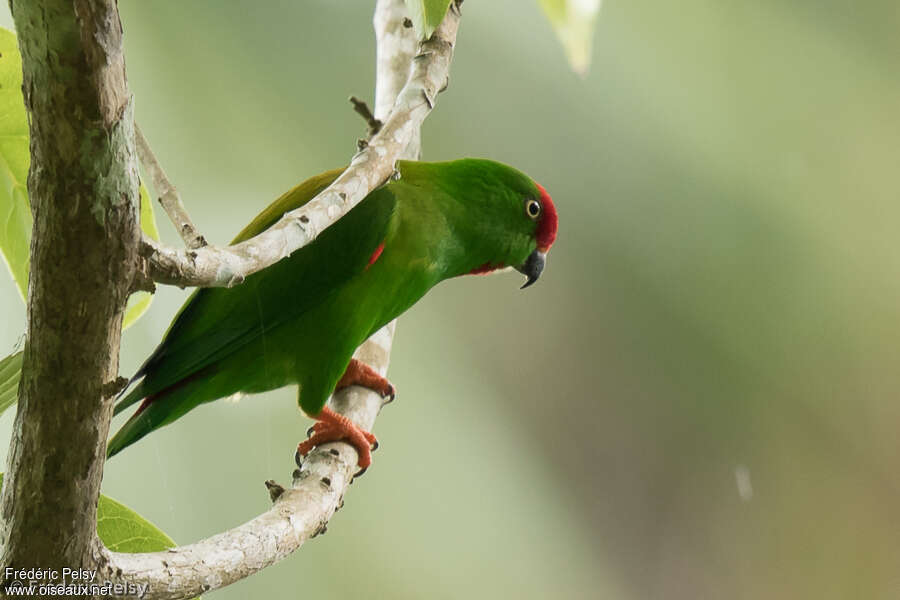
97,493 -> 175,552
0,27 -> 31,301
0,26 -> 158,327
0,349 -> 21,416
123,182 -> 159,330
538,0 -> 601,75
404,0 -> 453,40
98,496 -> 200,597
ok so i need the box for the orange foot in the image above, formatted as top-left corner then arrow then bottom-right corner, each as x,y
335,358 -> 396,403
297,360 -> 394,473
297,406 -> 378,471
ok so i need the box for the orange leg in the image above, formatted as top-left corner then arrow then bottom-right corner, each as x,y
297,406 -> 378,469
335,358 -> 395,401
296,360 -> 395,471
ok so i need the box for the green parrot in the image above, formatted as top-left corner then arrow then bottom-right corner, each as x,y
109,159 -> 558,469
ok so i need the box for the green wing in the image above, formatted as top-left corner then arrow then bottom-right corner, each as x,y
231,167 -> 344,244
114,166 -> 391,416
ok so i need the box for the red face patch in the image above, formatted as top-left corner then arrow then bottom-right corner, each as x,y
534,183 -> 557,252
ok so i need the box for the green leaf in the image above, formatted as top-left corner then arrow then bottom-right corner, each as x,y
0,436 -> 195,594
0,349 -> 22,416
97,493 -> 175,552
0,27 -> 32,301
99,494 -> 200,597
0,26 -> 156,330
538,0 -> 602,76
123,291 -> 152,331
404,0 -> 453,40
123,182 -> 158,330
0,26 -> 157,330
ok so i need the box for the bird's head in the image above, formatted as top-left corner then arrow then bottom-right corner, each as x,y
441,159 -> 558,288
468,162 -> 558,289
513,180 -> 558,288
398,159 -> 558,288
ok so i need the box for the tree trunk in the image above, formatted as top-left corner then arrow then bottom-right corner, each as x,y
0,0 -> 138,587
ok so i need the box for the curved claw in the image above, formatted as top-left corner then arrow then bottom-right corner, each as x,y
371,439 -> 379,452
294,447 -> 304,469
353,466 -> 368,479
382,384 -> 396,405
307,425 -> 316,437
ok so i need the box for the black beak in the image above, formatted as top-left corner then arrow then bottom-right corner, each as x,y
516,250 -> 546,289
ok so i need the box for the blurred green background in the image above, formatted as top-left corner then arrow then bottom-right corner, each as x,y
2,1 -> 900,598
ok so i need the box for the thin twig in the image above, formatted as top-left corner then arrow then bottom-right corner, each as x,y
349,95 -> 383,137
135,123 -> 207,250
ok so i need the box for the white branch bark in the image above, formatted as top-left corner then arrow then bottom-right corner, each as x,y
100,1 -> 460,597
144,0 -> 460,288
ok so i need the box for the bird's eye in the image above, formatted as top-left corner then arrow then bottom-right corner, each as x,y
525,199 -> 541,220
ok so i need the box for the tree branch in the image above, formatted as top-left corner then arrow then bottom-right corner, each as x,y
142,1 -> 460,289
135,123 -> 207,250
103,326 -> 395,600
99,1 -> 458,597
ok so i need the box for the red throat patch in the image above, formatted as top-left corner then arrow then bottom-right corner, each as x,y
468,262 -> 504,275
534,183 -> 558,252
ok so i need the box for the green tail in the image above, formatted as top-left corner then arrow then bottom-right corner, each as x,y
106,380 -> 152,457
108,370 -> 220,458
106,407 -> 152,458
113,383 -> 145,417
108,382 -> 174,458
